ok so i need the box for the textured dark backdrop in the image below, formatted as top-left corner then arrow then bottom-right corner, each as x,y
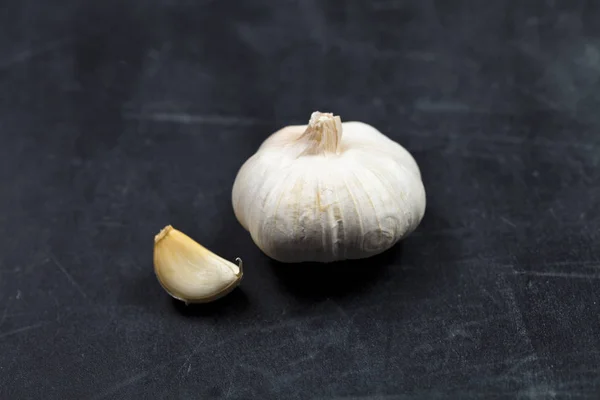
1,0 -> 600,399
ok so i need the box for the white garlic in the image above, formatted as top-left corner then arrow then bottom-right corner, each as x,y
231,111 -> 426,263
153,225 -> 243,303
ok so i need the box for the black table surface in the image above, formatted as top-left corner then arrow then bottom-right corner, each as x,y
2,1 -> 600,399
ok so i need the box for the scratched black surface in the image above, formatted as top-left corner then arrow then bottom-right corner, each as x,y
1,0 -> 600,399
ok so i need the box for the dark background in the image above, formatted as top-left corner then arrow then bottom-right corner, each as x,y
1,0 -> 599,398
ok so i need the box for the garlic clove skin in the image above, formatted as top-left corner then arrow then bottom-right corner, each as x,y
232,111 -> 426,263
153,225 -> 243,303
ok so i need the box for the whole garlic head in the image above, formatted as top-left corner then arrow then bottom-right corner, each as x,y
232,111 -> 426,263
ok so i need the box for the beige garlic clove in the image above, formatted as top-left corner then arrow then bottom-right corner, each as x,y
153,225 -> 243,304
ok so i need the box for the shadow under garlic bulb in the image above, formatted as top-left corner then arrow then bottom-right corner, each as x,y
231,111 -> 426,263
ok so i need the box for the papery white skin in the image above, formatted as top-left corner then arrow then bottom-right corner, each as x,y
154,226 -> 243,303
232,112 -> 426,263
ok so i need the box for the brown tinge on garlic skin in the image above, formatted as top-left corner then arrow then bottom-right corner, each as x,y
153,225 -> 243,303
231,111 -> 426,263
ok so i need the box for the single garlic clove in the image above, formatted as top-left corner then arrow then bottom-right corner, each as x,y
153,225 -> 243,304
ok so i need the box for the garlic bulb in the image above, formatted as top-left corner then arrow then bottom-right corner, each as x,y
153,225 -> 243,303
231,111 -> 426,263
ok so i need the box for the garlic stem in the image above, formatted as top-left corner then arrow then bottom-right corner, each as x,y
298,111 -> 343,156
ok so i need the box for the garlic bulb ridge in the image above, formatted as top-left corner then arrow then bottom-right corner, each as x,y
232,111 -> 426,263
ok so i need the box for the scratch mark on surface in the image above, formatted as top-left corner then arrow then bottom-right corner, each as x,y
0,299 -> 10,327
238,362 -> 275,379
287,351 -> 320,367
316,396 -> 390,400
224,364 -> 237,399
414,98 -> 473,113
546,260 -> 600,268
453,316 -> 500,328
52,295 -> 60,323
332,367 -> 374,381
411,227 -> 471,238
170,318 -> 306,379
329,298 -> 351,321
255,317 -> 307,334
96,220 -> 124,228
122,112 -> 267,127
382,322 -> 392,375
404,51 -> 437,62
89,314 -> 367,397
327,299 -> 369,348
298,0 -> 329,49
0,322 -> 47,339
91,370 -> 150,400
500,216 -> 517,228
403,129 -> 600,152
513,271 -> 600,280
426,352 -> 532,378
447,327 -> 472,340
50,255 -> 88,299
440,150 -> 502,161
372,0 -> 407,10
0,39 -> 74,70
506,354 -> 539,375
517,86 -> 566,114
177,353 -> 195,378
425,0 -> 445,30
410,342 -> 437,357
496,275 -> 550,390
498,276 -> 533,344
518,384 -> 558,399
